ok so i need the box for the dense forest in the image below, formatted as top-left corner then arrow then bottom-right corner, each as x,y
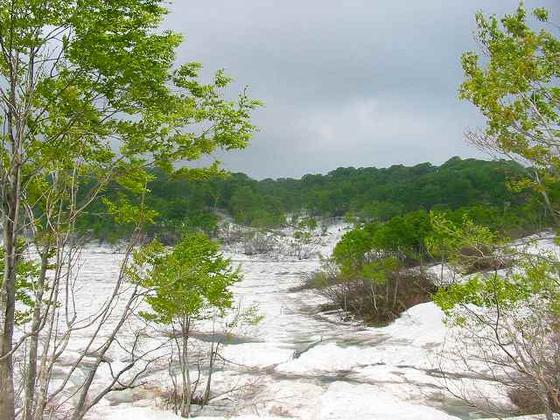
81,156 -> 544,241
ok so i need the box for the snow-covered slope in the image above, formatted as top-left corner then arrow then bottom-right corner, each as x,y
48,226 -> 555,419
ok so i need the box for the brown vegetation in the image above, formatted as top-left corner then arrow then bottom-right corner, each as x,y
308,265 -> 436,325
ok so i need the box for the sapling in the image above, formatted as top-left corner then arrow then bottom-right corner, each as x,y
138,233 -> 241,417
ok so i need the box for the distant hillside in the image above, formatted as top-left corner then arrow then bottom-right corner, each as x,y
80,157 -> 543,241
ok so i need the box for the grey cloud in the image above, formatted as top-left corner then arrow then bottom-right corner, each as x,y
165,0 -> 559,179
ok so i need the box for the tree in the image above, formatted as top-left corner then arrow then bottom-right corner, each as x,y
430,214 -> 560,418
324,211 -> 437,324
0,1 -> 258,418
288,216 -> 325,260
332,225 -> 376,270
137,233 -> 241,417
432,7 -> 560,417
459,4 -> 560,224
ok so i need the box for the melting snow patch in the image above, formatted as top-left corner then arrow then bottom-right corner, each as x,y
99,406 -> 290,420
98,407 -> 182,420
318,382 -> 459,420
221,342 -> 294,368
276,342 -> 379,375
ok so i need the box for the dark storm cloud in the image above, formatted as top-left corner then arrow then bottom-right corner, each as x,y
164,0 -> 558,179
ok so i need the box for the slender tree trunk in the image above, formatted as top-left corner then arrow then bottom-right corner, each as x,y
71,290 -> 136,420
0,170 -> 22,420
33,260 -> 62,420
534,170 -> 560,227
0,226 -> 17,420
370,284 -> 378,311
22,252 -> 49,420
72,353 -> 108,418
0,49 -> 26,419
203,340 -> 218,406
392,276 -> 399,310
179,318 -> 192,418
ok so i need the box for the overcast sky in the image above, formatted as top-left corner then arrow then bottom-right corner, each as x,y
164,0 -> 558,179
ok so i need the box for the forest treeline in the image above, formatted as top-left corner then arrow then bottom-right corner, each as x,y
81,156 -> 547,242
